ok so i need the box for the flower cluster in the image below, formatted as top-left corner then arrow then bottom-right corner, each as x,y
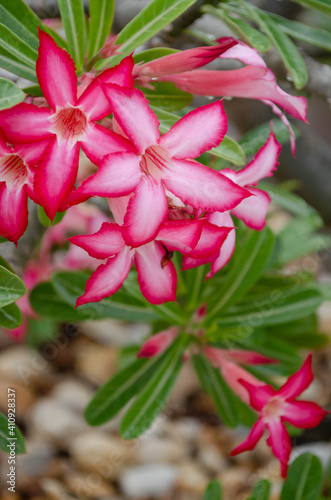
0,30 -> 306,305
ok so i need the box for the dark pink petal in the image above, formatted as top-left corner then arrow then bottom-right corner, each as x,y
81,122 -> 134,165
69,222 -> 126,259
34,137 -> 80,220
137,327 -> 178,358
236,131 -> 281,186
230,418 -> 265,456
77,56 -> 134,121
0,184 -> 28,244
239,379 -> 277,412
161,67 -> 307,122
283,401 -> 328,429
264,101 -> 297,155
0,103 -> 52,144
58,189 -> 91,211
188,221 -> 232,259
136,40 -> 237,77
206,211 -> 235,277
266,420 -> 292,478
135,241 -> 177,304
102,84 -> 160,153
159,101 -> 227,159
278,354 -> 314,400
163,158 -> 251,212
122,176 -> 168,247
77,152 -> 141,197
231,188 -> 271,230
225,349 -> 277,365
0,134 -> 10,155
182,254 -> 217,271
36,29 -> 77,110
76,248 -> 132,306
156,219 -> 203,253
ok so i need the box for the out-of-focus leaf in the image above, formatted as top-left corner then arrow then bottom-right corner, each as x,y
0,303 -> 22,329
0,24 -> 37,68
203,480 -> 223,500
0,47 -> 38,81
0,412 -> 25,454
291,0 -> 331,16
0,77 -> 25,110
280,452 -> 323,500
87,0 -> 114,60
57,0 -> 86,71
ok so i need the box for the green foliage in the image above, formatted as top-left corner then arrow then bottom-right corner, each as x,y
140,82 -> 193,111
0,78 -> 25,110
87,0 -> 114,60
0,412 -> 25,455
0,257 -> 26,329
280,453 -> 324,500
57,0 -> 87,72
203,480 -> 223,500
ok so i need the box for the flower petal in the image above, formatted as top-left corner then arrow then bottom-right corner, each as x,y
163,158 -> 250,212
15,139 -> 51,165
283,400 -> 328,429
266,420 -> 292,478
156,219 -> 203,253
226,349 -> 277,365
182,254 -> 217,271
231,188 -> 271,230
76,248 -> 132,306
69,222 -> 126,259
135,241 -> 177,304
0,184 -> 28,243
206,211 -> 235,277
278,354 -> 314,400
137,327 -> 178,358
81,122 -> 134,165
230,418 -> 265,456
188,221 -> 232,259
159,101 -> 227,159
34,137 -> 80,220
236,131 -> 281,186
122,176 -> 168,247
239,379 -> 277,412
0,103 -> 52,143
36,29 -> 77,110
78,56 -> 134,121
102,84 -> 160,153
77,152 -> 141,197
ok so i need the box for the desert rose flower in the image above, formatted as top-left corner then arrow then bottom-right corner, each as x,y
0,30 -> 135,220
231,354 -> 328,477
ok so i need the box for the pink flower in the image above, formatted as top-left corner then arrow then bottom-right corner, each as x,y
0,30 -> 135,220
204,345 -> 276,404
0,135 -> 49,243
183,130 -> 281,275
76,84 -> 250,247
137,327 -> 179,358
230,354 -> 328,477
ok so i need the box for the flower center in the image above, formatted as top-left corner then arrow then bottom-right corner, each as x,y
52,106 -> 88,141
262,396 -> 285,421
139,145 -> 169,180
0,154 -> 28,190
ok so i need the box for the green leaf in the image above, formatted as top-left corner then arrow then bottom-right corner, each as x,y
22,84 -> 43,97
26,318 -> 58,348
291,0 -> 331,16
120,334 -> 188,439
244,4 -> 307,89
208,228 -> 275,320
0,236 -> 7,243
140,81 -> 192,111
217,287 -> 323,329
52,271 -> 160,322
0,23 -> 38,68
203,480 -> 223,500
0,265 -> 27,307
267,12 -> 331,52
57,0 -> 86,72
280,453 -> 323,500
37,206 -> 66,228
85,356 -> 163,425
202,5 -> 271,51
97,0 -> 197,69
240,120 -> 300,158
260,182 -> 318,218
0,77 -> 25,110
0,412 -> 25,454
0,48 -> 38,82
251,479 -> 272,500
209,136 -> 246,166
87,0 -> 114,60
133,47 -> 178,64
0,302 -> 22,329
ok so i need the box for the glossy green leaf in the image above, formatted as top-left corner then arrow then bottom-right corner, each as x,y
209,136 -> 246,166
0,302 -> 22,329
85,356 -> 162,425
0,77 -> 25,110
203,480 -> 223,500
291,0 -> 331,16
52,271 -> 160,322
87,0 -> 114,60
0,265 -> 27,307
208,228 -> 275,320
58,0 -> 86,71
0,48 -> 38,81
120,335 -> 188,439
280,453 -> 323,500
244,4 -> 307,89
133,47 -> 178,64
0,24 -> 37,68
97,0 -> 197,69
203,5 -> 271,51
140,81 -> 192,111
217,287 -> 323,329
0,412 -> 25,454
